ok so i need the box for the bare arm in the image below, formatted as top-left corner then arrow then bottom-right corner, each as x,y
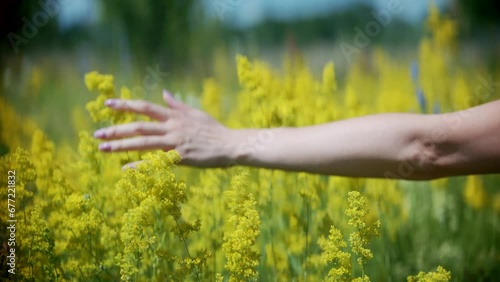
230,114 -> 430,179
429,100 -> 500,177
231,100 -> 500,179
95,91 -> 500,180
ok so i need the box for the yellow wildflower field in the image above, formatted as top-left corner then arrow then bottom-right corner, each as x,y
1,6 -> 499,282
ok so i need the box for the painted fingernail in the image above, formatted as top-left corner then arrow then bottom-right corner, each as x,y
94,130 -> 105,138
99,143 -> 111,151
105,99 -> 116,107
122,163 -> 138,171
163,89 -> 174,99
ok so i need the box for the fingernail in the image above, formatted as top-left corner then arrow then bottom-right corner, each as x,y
122,163 -> 137,171
105,99 -> 116,107
99,143 -> 111,151
94,130 -> 105,138
163,89 -> 173,99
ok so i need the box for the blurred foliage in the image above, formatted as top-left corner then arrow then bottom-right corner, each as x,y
0,1 -> 60,55
220,3 -> 420,48
99,0 -> 195,67
1,0 -> 499,75
458,0 -> 500,27
1,2 -> 500,281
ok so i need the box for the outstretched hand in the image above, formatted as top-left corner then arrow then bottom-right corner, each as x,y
94,90 -> 235,167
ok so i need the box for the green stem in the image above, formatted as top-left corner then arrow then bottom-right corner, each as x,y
174,219 -> 201,282
268,170 -> 278,280
135,251 -> 140,282
304,198 -> 311,281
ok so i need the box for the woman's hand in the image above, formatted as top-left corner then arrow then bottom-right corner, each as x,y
94,90 -> 235,167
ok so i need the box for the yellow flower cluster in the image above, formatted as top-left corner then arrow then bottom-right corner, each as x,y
318,191 -> 380,282
318,225 -> 352,281
17,207 -> 57,280
0,96 -> 38,151
463,175 -> 486,209
222,172 -> 261,282
0,147 -> 36,206
202,78 -> 223,121
3,5 -> 500,281
233,53 -> 338,128
115,148 -> 209,281
407,266 -> 451,282
85,71 -> 135,125
426,4 -> 457,51
345,191 -> 381,268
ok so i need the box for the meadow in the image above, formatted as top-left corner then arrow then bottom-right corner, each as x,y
1,6 -> 499,281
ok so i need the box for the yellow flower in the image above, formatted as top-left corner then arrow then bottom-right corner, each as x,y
202,78 -> 222,121
85,71 -> 114,95
0,147 -> 36,205
0,97 -> 38,150
116,150 -> 205,280
236,55 -> 255,90
322,61 -> 337,96
318,225 -> 352,281
30,130 -> 54,192
222,172 -> 261,282
492,193 -> 500,214
426,4 -> 457,51
463,175 -> 486,209
345,191 -> 380,277
407,266 -> 451,282
85,71 -> 135,124
17,207 -> 57,280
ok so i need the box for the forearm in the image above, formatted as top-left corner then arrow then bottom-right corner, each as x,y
227,113 -> 437,180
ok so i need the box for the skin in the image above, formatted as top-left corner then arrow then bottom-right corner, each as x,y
95,90 -> 500,180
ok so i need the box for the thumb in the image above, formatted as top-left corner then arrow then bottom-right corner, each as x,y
163,89 -> 186,110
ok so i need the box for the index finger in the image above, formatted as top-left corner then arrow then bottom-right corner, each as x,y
105,99 -> 170,121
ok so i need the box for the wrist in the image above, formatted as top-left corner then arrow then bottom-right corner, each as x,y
224,127 -> 287,168
224,129 -> 254,167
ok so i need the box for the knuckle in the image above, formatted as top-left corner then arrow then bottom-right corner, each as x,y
167,120 -> 182,131
176,146 -> 185,156
111,142 -> 120,151
143,138 -> 153,146
176,144 -> 190,157
134,123 -> 145,134
169,110 -> 181,119
177,120 -> 186,129
108,127 -> 117,137
167,135 -> 183,147
139,102 -> 152,112
117,100 -> 127,109
172,136 -> 183,146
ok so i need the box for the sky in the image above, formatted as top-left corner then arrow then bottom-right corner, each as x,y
57,0 -> 450,30
57,0 -> 101,31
